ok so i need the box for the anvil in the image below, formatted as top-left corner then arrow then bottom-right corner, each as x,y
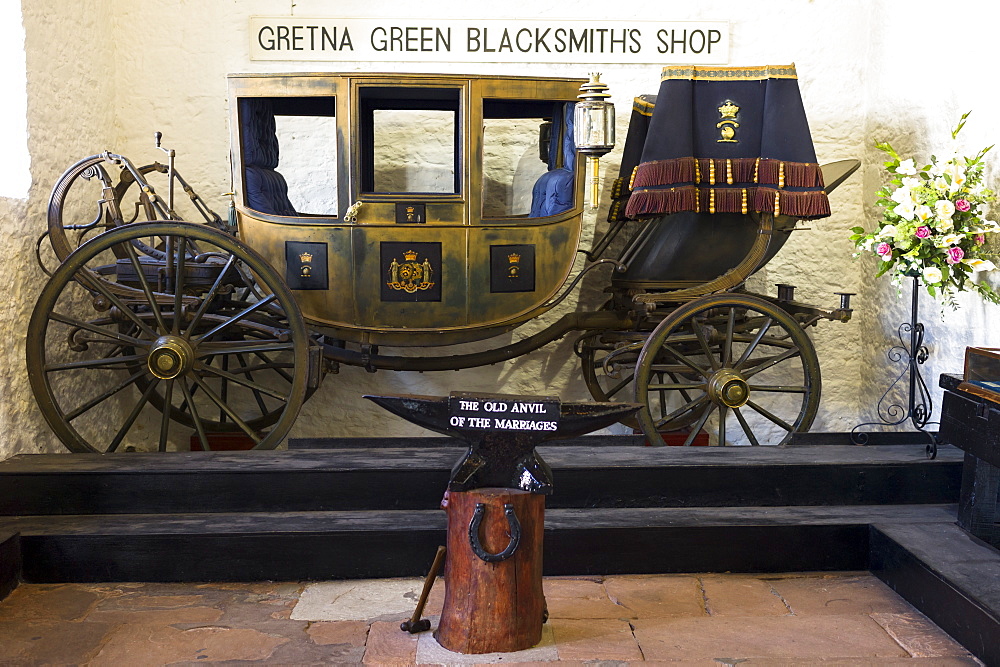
364,393 -> 641,494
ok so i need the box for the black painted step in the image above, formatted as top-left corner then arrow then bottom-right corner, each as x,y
0,504 -> 956,583
872,521 -> 1000,667
0,445 -> 963,516
0,531 -> 19,600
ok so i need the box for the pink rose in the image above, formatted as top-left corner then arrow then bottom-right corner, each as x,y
876,242 -> 892,257
955,199 -> 971,212
976,234 -> 986,245
946,246 -> 965,264
915,226 -> 931,239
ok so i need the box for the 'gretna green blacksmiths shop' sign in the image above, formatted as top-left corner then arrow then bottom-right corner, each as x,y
250,18 -> 729,64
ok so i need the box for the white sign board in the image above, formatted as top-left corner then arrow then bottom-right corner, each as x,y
250,17 -> 729,64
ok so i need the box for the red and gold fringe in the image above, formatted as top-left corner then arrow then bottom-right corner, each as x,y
631,157 -> 826,190
625,185 -> 831,220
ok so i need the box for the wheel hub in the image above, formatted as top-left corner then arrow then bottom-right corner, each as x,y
708,369 -> 750,408
147,335 -> 194,380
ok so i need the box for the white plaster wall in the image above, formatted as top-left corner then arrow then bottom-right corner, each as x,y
3,0 -> 994,457
0,1 -> 119,457
856,1 -> 1000,430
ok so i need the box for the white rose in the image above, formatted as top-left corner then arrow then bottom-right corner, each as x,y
902,176 -> 922,189
934,177 -> 949,192
922,266 -> 943,283
935,199 -> 955,219
897,158 -> 917,175
936,216 -> 954,232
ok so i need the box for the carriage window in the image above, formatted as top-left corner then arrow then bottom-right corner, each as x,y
482,118 -> 550,217
483,100 -> 576,220
372,110 -> 455,193
274,114 -> 339,214
239,96 -> 337,217
359,87 -> 461,195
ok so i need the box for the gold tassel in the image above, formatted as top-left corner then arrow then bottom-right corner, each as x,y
709,188 -> 716,214
709,159 -> 716,185
773,191 -> 781,216
694,158 -> 701,184
726,159 -> 733,185
754,157 -> 760,183
629,165 -> 639,190
741,188 -> 748,215
778,162 -> 785,188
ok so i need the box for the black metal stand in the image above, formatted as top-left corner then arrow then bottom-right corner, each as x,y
852,276 -> 939,459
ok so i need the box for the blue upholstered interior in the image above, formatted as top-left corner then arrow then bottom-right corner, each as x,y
530,103 -> 577,218
240,98 -> 297,217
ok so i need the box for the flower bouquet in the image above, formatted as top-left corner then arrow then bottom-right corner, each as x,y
851,112 -> 1000,305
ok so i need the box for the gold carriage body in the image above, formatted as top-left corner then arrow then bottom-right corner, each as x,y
228,72 -> 589,347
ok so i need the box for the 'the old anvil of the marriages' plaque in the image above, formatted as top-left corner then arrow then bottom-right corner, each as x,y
447,392 -> 559,433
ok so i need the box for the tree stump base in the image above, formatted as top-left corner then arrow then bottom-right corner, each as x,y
435,487 -> 545,654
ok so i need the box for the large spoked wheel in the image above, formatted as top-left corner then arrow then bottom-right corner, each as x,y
634,293 -> 821,447
27,221 -> 310,452
578,330 -> 709,432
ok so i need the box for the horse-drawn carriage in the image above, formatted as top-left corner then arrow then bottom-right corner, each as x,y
27,68 -> 857,453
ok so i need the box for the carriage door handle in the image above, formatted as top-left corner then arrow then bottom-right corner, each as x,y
468,503 -> 521,562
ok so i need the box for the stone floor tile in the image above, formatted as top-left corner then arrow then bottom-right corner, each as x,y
543,577 -> 634,619
871,612 -> 978,658
292,577 -> 423,621
307,619 -> 370,646
415,624 -> 557,664
603,574 -> 706,618
549,618 -> 643,661
364,619 -> 421,665
0,619 -> 115,664
767,573 -> 915,616
87,624 -> 290,665
699,574 -> 791,617
0,583 -> 101,621
737,658 -> 983,665
85,604 -> 225,625
632,614 -> 911,661
541,576 -> 605,598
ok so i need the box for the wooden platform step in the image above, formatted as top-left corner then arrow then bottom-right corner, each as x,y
1,504 -> 957,583
0,531 -> 19,601
872,521 -> 1000,667
0,444 -> 963,516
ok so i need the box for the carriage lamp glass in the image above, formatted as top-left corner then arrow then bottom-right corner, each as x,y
574,73 -> 615,209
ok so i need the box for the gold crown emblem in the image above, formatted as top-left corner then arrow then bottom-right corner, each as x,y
403,249 -> 419,261
508,253 -> 521,264
718,100 -> 739,119
299,251 -> 313,263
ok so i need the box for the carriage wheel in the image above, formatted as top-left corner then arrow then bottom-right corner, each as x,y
46,154 -> 132,264
47,156 -> 219,266
26,221 -> 310,452
579,331 -> 708,432
633,293 -> 820,447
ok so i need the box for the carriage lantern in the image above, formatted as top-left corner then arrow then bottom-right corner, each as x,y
574,73 -> 615,209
